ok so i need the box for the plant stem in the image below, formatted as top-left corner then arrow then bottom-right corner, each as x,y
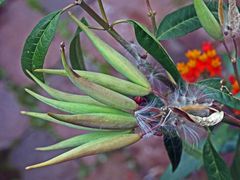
97,0 -> 109,23
224,113 -> 240,128
145,0 -> 157,35
222,40 -> 240,87
75,0 -> 140,60
62,3 -> 76,13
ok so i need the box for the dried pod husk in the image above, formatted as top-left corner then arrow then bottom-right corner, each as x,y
25,89 -> 129,115
26,133 -> 141,169
60,47 -> 138,111
35,69 -> 151,96
68,12 -> 150,89
36,130 -> 131,151
27,70 -> 103,106
194,0 -> 223,40
188,111 -> 224,126
48,113 -> 137,130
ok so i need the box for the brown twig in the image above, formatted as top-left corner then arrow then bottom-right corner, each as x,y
75,0 -> 140,61
222,39 -> 240,87
145,0 -> 157,35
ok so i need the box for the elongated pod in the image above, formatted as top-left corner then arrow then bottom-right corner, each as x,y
27,70 -> 103,106
68,12 -> 150,88
36,130 -> 131,151
35,69 -> 151,96
48,112 -> 137,129
60,43 -> 138,111
25,88 -> 130,115
26,134 -> 141,169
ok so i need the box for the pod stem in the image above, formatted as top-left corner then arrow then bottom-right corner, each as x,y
75,0 -> 140,61
222,39 -> 240,87
97,0 -> 109,23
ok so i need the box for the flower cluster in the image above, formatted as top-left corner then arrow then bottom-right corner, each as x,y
177,42 -> 222,82
229,75 -> 240,115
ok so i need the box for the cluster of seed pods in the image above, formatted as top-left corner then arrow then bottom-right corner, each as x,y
22,7 -> 225,169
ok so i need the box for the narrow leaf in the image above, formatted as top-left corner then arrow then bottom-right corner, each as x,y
35,69 -> 151,96
203,137 -> 232,180
68,12 -> 150,88
69,18 -> 88,70
127,20 -> 185,87
231,134 -> 240,180
25,88 -> 129,115
196,84 -> 240,110
48,112 -> 137,130
162,126 -> 183,171
157,2 -> 219,40
27,70 -> 103,106
26,134 -> 141,169
21,10 -> 61,81
36,130 -> 131,151
60,44 -> 138,111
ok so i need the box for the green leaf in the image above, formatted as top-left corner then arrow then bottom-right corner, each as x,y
21,10 -> 61,81
69,18 -> 88,70
197,78 -> 232,91
161,124 -> 237,180
203,137 -> 232,180
231,134 -> 240,180
161,151 -> 202,180
162,126 -> 183,171
196,84 -> 240,110
157,2 -> 219,40
194,0 -> 223,40
127,20 -> 185,87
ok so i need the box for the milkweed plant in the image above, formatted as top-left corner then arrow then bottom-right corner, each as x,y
20,0 -> 240,179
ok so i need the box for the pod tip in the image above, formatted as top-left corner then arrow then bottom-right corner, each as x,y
68,11 -> 72,16
20,111 -> 27,115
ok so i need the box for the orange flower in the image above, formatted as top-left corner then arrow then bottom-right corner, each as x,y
229,75 -> 240,115
229,75 -> 240,95
177,42 -> 222,82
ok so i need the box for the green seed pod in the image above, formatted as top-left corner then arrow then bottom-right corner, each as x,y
20,111 -> 95,131
48,112 -> 137,130
35,69 -> 151,96
25,88 -> 130,115
194,0 -> 223,40
60,44 -> 138,111
36,130 -> 131,151
26,133 -> 141,169
27,70 -> 104,106
68,12 -> 150,88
